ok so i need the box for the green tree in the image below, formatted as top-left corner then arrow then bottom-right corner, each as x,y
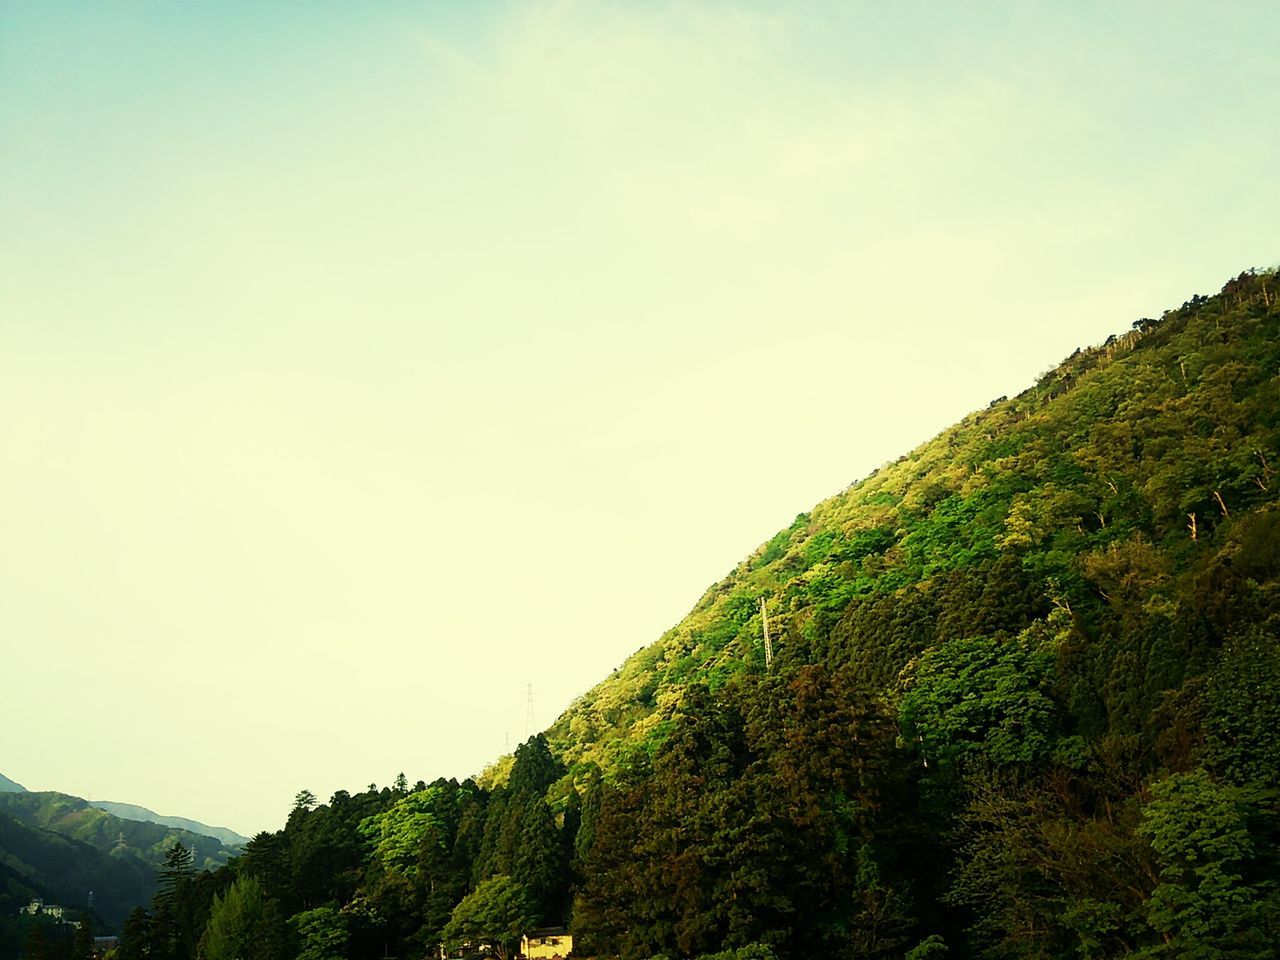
196,876 -> 289,960
511,794 -> 567,923
290,907 -> 348,960
1203,629 -> 1280,787
358,788 -> 445,878
899,631 -> 1062,773
1136,769 -> 1279,958
114,908 -> 153,960
70,914 -> 92,960
507,736 -> 564,798
440,875 -> 538,960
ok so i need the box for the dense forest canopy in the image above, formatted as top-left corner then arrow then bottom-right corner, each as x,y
14,268 -> 1279,960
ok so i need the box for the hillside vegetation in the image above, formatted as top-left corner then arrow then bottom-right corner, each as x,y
106,268 -> 1280,960
545,269 -> 1280,779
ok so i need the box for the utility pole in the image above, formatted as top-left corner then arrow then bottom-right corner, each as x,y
760,597 -> 773,672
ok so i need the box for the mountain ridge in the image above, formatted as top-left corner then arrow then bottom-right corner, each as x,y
0,775 -> 25,794
88,800 -> 248,848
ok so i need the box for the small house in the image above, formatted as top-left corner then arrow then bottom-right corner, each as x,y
520,927 -> 572,959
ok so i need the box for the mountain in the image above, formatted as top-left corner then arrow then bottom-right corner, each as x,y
0,775 -> 25,794
542,268 -> 1280,778
89,800 -> 249,848
0,792 -> 240,875
0,807 -> 154,929
0,789 -> 243,946
112,268 -> 1280,960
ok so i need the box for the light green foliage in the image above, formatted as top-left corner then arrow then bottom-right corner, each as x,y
358,787 -> 445,877
904,935 -> 949,959
290,906 -> 348,960
197,876 -> 287,960
1136,769 -> 1278,958
440,875 -> 538,960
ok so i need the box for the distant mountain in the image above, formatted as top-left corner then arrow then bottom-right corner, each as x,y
0,792 -> 240,874
0,789 -> 242,943
0,785 -> 246,952
0,807 -> 154,929
0,775 -> 25,794
89,800 -> 248,848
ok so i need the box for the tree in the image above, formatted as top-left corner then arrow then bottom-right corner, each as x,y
899,632 -> 1062,774
290,906 -> 348,960
512,795 -> 567,923
1136,769 -> 1279,958
358,787 -> 445,878
152,842 -> 198,960
71,913 -> 93,960
196,876 -> 289,960
507,736 -> 563,798
157,843 -> 195,904
440,876 -> 538,960
1203,629 -> 1280,787
114,908 -> 153,960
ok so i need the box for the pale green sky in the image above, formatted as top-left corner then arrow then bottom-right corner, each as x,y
2,1 -> 1277,835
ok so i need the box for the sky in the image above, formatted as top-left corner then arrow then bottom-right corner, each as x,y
1,0 -> 1277,836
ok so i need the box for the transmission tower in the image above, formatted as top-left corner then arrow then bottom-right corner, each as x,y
760,597 -> 773,671
525,683 -> 535,736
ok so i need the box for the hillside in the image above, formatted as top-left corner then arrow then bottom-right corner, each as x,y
0,808 -> 153,929
111,268 -> 1280,960
0,792 -> 239,875
89,801 -> 248,848
0,788 -> 242,954
544,269 -> 1280,777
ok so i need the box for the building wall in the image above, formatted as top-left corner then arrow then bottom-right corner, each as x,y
523,934 -> 573,959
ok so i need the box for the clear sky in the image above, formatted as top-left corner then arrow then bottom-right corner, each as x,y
1,1 -> 1277,836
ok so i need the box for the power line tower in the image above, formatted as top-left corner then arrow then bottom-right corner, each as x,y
760,597 -> 773,671
525,683 -> 535,736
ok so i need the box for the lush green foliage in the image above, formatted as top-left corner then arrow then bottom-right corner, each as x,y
440,876 -> 538,960
196,877 -> 287,960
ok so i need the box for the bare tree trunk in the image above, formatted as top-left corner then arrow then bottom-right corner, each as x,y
1213,490 -> 1229,517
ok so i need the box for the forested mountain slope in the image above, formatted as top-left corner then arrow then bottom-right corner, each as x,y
0,793 -> 239,875
0,790 -> 242,951
545,269 -> 1280,777
0,807 -> 153,929
108,269 -> 1280,960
